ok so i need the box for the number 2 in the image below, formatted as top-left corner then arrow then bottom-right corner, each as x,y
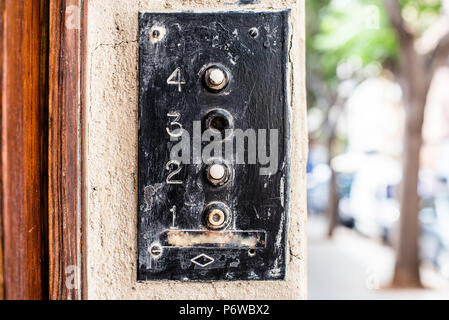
166,160 -> 183,185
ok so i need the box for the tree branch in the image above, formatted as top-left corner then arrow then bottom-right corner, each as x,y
429,31 -> 449,73
383,0 -> 414,42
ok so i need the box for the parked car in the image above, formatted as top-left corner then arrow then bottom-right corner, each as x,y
333,152 -> 401,239
420,194 -> 449,278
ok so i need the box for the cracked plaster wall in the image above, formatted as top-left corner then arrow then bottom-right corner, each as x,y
86,0 -> 307,299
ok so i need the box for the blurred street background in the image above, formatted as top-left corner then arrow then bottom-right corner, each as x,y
308,216 -> 449,299
307,0 -> 449,299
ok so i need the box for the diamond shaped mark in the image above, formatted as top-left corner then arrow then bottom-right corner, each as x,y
191,254 -> 215,267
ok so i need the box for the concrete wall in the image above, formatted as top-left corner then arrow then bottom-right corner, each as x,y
86,0 -> 307,299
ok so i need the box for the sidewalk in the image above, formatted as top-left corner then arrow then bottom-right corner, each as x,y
308,216 -> 449,300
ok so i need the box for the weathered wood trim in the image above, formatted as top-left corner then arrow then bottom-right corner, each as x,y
48,0 -> 88,300
0,0 -> 49,300
0,0 -> 4,301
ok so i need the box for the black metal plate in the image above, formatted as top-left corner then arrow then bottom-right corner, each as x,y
138,11 -> 290,281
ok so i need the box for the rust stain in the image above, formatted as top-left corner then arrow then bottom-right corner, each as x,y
143,183 -> 163,211
166,231 -> 260,248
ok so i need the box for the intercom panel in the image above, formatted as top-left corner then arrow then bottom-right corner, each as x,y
138,11 -> 290,281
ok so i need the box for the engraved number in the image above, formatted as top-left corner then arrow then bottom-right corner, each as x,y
170,205 -> 177,228
166,112 -> 183,137
166,160 -> 183,185
167,67 -> 186,92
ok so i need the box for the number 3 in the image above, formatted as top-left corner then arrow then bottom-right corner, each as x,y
166,112 -> 183,137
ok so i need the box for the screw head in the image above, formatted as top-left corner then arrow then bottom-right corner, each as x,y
150,26 -> 166,43
152,29 -> 160,38
249,27 -> 259,38
149,243 -> 162,257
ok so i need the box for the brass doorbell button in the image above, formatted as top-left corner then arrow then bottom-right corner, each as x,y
208,68 -> 225,86
207,209 -> 226,228
204,65 -> 230,92
209,164 -> 226,181
203,108 -> 234,140
203,202 -> 231,230
205,160 -> 232,187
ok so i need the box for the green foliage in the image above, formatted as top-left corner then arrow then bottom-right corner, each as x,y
306,0 -> 443,109
310,0 -> 398,81
399,0 -> 442,32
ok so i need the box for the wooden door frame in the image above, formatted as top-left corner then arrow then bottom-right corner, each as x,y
47,0 -> 88,300
1,0 -> 88,300
1,0 -> 50,300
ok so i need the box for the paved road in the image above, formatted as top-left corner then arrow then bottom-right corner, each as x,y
308,216 -> 449,300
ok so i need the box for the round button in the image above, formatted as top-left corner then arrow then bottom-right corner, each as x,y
202,202 -> 231,230
204,66 -> 229,92
208,68 -> 225,86
207,209 -> 226,228
209,164 -> 226,181
205,160 -> 232,187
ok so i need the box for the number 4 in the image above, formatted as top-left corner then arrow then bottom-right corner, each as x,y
167,67 -> 186,92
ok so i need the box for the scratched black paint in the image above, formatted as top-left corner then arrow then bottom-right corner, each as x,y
138,11 -> 290,281
239,0 -> 261,5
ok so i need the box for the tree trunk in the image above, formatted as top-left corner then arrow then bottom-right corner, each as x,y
393,109 -> 424,288
327,168 -> 339,238
382,0 -> 449,289
327,129 -> 339,238
392,40 -> 429,288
